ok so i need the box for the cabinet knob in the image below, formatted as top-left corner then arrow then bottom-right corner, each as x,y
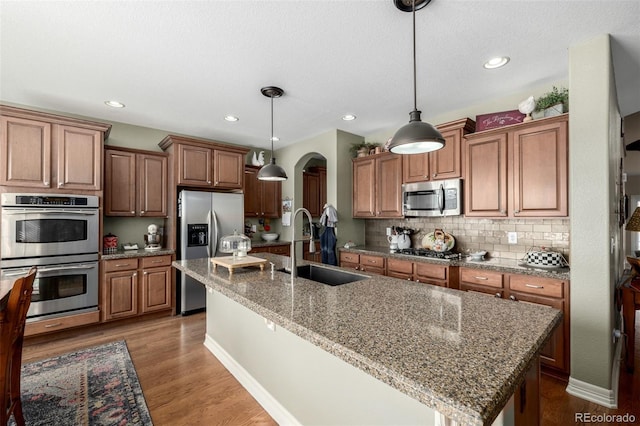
131,211 -> 135,214
495,292 -> 501,298
432,173 -> 437,178
132,272 -> 137,278
514,209 -> 520,214
143,271 -> 148,275
44,181 -> 49,186
58,182 -> 63,188
215,181 -> 219,185
500,210 -> 506,214
509,295 -> 517,301
207,180 -> 211,184
140,210 -> 145,214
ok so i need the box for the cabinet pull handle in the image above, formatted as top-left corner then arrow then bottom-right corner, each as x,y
525,284 -> 544,289
116,264 -> 130,267
44,322 -> 62,328
475,276 -> 488,280
152,260 -> 163,263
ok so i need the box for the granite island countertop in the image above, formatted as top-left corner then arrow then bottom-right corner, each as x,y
173,254 -> 561,425
101,248 -> 175,260
340,246 -> 571,280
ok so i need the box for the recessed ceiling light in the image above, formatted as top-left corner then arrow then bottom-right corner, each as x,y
483,56 -> 510,69
224,115 -> 239,122
104,100 -> 125,108
342,114 -> 356,121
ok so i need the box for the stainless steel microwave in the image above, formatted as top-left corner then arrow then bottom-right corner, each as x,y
402,178 -> 462,217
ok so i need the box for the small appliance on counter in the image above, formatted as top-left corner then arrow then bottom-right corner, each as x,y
103,233 -> 118,254
144,224 -> 162,251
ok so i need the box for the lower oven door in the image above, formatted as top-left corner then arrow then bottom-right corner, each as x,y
1,261 -> 99,321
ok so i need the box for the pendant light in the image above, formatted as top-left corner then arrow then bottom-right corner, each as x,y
389,0 -> 445,155
258,86 -> 288,181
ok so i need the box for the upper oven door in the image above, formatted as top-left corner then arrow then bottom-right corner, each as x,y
0,207 -> 99,258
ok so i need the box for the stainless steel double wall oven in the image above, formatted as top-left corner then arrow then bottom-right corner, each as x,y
0,193 -> 99,321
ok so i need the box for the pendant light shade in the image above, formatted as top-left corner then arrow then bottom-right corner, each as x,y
258,86 -> 288,181
389,0 -> 444,155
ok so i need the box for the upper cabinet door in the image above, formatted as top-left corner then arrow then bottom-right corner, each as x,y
403,153 -> 430,183
511,120 -> 568,217
177,144 -> 213,187
353,157 -> 376,218
104,149 -> 136,216
464,133 -> 508,217
0,116 -> 52,188
138,153 -> 168,217
213,149 -> 244,189
376,154 -> 403,218
430,128 -> 462,180
56,125 -> 102,191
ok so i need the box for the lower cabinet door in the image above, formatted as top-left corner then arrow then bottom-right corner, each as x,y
141,266 -> 172,313
103,271 -> 138,321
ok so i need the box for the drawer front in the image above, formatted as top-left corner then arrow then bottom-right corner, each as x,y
103,258 -> 139,272
141,255 -> 173,269
460,268 -> 503,289
360,255 -> 385,269
387,258 -> 413,274
340,252 -> 360,264
461,282 -> 504,298
415,262 -> 447,280
509,275 -> 565,299
269,245 -> 290,255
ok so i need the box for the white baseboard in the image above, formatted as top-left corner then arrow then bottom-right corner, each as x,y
203,334 -> 301,426
566,337 -> 622,409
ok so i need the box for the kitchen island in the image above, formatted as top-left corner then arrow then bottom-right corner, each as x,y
173,254 -> 561,425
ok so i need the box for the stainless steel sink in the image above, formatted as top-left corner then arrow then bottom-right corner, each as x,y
280,264 -> 367,286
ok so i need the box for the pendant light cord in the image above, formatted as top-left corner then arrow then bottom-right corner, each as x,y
412,0 -> 417,112
270,95 -> 275,158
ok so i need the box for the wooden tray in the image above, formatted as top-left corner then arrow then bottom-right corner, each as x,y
211,255 -> 268,275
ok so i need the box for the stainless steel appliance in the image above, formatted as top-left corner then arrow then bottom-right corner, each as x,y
1,193 -> 99,258
0,193 -> 100,321
178,190 -> 244,315
402,178 -> 462,217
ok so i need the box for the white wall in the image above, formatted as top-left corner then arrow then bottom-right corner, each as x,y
567,33 -> 620,403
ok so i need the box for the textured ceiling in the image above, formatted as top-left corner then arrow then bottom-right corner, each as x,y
1,1 -> 639,150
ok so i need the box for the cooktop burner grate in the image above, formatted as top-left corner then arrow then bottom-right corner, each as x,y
397,248 -> 461,260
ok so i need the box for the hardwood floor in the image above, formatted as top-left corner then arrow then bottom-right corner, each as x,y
22,313 -> 640,425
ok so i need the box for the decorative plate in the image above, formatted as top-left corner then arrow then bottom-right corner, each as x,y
422,232 -> 455,251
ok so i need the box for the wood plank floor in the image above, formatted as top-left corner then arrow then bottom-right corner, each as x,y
22,313 -> 640,425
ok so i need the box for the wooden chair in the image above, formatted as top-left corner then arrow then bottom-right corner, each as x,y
1,267 -> 36,426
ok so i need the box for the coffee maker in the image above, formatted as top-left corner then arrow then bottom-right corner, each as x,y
144,224 -> 162,251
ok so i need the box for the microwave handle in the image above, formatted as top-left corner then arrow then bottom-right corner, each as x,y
438,184 -> 445,215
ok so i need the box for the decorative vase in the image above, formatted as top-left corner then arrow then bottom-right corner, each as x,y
357,148 -> 368,157
544,103 -> 565,117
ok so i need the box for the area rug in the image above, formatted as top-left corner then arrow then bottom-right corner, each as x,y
10,340 -> 153,426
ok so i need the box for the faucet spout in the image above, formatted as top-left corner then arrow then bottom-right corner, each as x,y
290,207 -> 315,284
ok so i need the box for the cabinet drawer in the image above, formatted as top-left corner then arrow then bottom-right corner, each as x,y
269,245 -> 290,255
141,255 -> 172,268
387,258 -> 413,274
509,275 -> 564,299
360,255 -> 385,269
103,258 -> 139,272
415,262 -> 447,280
460,268 -> 503,289
340,252 -> 360,264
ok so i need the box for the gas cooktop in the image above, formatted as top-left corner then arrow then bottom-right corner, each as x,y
396,248 -> 462,260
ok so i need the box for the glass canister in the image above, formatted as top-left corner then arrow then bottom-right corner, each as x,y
220,230 -> 251,258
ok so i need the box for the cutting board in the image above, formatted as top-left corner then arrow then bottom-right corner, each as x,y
211,255 -> 267,275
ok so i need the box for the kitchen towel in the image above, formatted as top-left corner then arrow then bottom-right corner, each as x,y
320,203 -> 338,227
321,226 -> 337,265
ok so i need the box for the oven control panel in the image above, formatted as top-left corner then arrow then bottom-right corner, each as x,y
1,193 -> 99,208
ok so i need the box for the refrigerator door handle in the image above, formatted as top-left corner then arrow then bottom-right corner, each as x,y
206,210 -> 212,258
211,209 -> 220,256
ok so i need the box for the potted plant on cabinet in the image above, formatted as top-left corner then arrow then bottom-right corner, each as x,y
533,86 -> 569,118
349,142 -> 380,158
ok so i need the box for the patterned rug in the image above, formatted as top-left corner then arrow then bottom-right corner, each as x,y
10,340 -> 153,426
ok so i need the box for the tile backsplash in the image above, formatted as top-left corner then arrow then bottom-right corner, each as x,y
364,216 -> 570,262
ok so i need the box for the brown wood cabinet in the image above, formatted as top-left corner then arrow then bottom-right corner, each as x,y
459,266 -> 569,376
0,105 -> 110,191
339,252 -> 385,275
303,166 -> 326,217
303,241 -> 321,262
464,115 -> 568,218
244,165 -> 281,218
353,153 -> 402,218
158,134 -> 249,190
101,254 -> 173,321
104,147 -> 168,217
251,243 -> 290,257
386,258 -> 458,288
403,118 -> 475,183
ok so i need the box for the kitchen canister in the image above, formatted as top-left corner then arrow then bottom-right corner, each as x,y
103,233 -> 118,254
524,247 -> 568,268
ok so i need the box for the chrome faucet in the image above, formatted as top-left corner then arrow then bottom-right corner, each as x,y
290,207 -> 316,283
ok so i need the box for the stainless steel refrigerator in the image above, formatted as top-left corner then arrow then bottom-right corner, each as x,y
178,190 -> 244,315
